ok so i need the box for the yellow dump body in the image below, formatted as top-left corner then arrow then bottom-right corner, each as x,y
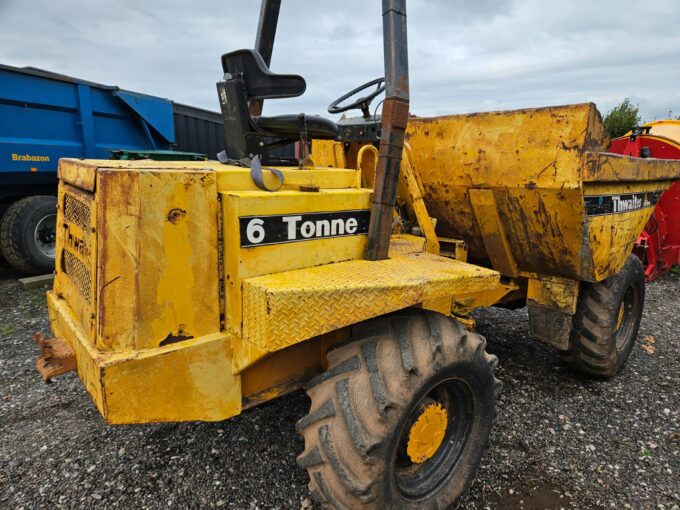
405,103 -> 680,282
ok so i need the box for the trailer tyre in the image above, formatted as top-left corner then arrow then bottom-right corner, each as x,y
0,196 -> 57,274
296,310 -> 501,509
566,255 -> 645,378
0,205 -> 7,266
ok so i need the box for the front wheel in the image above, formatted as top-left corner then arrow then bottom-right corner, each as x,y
566,254 -> 645,378
296,310 -> 501,509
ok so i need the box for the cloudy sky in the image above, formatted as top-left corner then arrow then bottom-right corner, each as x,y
1,0 -> 679,121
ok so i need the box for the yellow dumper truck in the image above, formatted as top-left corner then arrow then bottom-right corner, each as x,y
35,1 -> 680,508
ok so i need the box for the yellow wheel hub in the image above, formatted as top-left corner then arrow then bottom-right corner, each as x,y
616,302 -> 625,331
406,403 -> 448,463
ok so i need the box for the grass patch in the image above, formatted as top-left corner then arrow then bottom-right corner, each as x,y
31,292 -> 47,306
0,325 -> 16,335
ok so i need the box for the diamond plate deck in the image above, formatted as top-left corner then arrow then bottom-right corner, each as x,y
242,252 -> 500,352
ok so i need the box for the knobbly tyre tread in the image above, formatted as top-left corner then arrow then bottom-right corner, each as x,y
306,356 -> 360,389
393,319 -> 417,374
317,425 -> 373,501
295,399 -> 336,432
0,198 -> 35,273
0,195 -> 57,274
566,254 -> 645,378
297,445 -> 324,469
360,341 -> 394,417
0,206 -> 6,265
334,378 -> 376,459
296,310 -> 501,509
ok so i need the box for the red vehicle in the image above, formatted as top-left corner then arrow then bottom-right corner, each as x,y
610,120 -> 680,281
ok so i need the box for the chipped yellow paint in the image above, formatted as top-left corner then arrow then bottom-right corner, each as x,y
53,183 -> 98,340
527,276 -> 580,315
102,332 -> 239,424
452,313 -> 476,331
58,157 -> 360,192
438,237 -> 468,262
240,329 -> 349,404
58,158 -> 97,191
241,252 -> 500,356
47,291 -> 240,424
584,180 -> 673,281
406,104 -> 601,280
357,144 -> 379,189
216,165 -> 359,191
583,152 -> 680,182
49,160 -> 240,424
401,144 -> 439,254
311,140 -> 348,170
317,141 -> 441,256
388,234 -> 427,256
450,282 -> 517,316
405,103 -> 680,281
47,290 -> 104,412
94,167 -> 221,351
221,189 -> 373,339
468,189 -> 519,277
50,156 -> 502,423
407,403 -> 448,463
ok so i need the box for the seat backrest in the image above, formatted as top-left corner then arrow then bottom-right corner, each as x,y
221,49 -> 306,100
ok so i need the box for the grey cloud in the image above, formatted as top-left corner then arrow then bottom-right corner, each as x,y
0,0 -> 678,121
420,0 -> 516,22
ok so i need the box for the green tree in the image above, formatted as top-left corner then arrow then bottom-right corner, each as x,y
603,98 -> 641,138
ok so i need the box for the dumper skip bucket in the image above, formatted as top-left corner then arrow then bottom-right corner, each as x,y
406,103 -> 680,282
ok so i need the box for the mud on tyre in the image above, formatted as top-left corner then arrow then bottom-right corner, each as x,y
566,254 -> 645,378
296,310 -> 501,509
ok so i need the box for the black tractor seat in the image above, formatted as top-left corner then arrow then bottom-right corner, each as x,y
216,49 -> 339,164
254,115 -> 338,140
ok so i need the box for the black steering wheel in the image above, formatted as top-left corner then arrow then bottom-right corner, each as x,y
328,77 -> 385,118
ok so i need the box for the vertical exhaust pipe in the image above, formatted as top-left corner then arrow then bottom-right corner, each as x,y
365,0 -> 410,260
250,0 -> 282,116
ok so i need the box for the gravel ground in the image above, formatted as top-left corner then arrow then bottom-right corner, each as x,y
0,260 -> 678,510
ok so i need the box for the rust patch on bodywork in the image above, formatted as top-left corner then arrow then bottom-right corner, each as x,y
402,103 -> 680,281
33,333 -> 77,381
167,208 -> 187,224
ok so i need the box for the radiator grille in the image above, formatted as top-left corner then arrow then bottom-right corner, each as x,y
62,248 -> 92,304
64,194 -> 91,231
58,186 -> 97,336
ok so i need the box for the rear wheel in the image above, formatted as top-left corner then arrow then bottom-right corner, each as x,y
566,255 -> 645,378
0,196 -> 57,274
296,310 -> 501,509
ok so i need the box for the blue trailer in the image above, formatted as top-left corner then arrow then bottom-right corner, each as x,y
0,64 -> 225,274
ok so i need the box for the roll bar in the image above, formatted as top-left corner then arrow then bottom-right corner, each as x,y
251,0 -> 410,260
365,0 -> 409,259
250,0 -> 282,116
